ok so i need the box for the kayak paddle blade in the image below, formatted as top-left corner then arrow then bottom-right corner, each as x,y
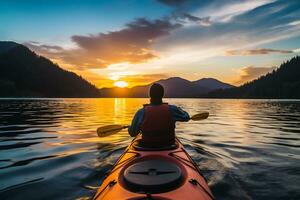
190,112 -> 209,121
97,125 -> 126,137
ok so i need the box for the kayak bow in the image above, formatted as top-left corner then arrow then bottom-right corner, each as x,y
94,136 -> 214,200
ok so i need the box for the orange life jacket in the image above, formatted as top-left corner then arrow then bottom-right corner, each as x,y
140,103 -> 175,146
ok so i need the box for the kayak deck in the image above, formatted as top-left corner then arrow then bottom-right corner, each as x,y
94,136 -> 214,200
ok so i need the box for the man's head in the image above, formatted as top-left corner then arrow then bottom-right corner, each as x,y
149,83 -> 164,104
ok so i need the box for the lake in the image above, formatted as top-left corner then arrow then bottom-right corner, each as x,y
0,98 -> 299,200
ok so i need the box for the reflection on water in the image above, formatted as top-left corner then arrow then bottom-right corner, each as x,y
0,98 -> 299,200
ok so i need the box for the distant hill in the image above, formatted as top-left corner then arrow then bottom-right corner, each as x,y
194,78 -> 233,90
207,56 -> 300,98
0,41 -> 99,97
99,77 -> 234,97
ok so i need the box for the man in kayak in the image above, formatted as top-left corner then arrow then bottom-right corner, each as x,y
128,83 -> 190,147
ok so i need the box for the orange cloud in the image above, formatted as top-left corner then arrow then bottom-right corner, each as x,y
226,48 -> 293,55
235,66 -> 276,85
25,18 -> 180,71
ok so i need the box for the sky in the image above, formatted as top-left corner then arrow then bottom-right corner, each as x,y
0,0 -> 299,88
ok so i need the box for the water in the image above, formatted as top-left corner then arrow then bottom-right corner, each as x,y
0,98 -> 299,200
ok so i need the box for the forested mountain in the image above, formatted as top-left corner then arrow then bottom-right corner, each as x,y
207,56 -> 300,98
0,41 -> 99,97
99,77 -> 234,97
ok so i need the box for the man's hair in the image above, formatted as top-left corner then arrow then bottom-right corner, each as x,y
149,83 -> 164,104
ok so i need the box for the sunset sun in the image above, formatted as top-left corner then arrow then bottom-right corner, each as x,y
114,81 -> 128,88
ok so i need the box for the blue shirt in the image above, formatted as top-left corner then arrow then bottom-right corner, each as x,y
128,104 -> 190,137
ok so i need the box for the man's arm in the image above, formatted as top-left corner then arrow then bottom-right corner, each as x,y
169,105 -> 190,122
128,108 -> 145,137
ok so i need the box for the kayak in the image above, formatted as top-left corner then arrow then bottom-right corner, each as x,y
94,135 -> 214,200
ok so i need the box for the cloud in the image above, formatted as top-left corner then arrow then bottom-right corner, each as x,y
174,14 -> 211,26
24,42 -> 88,70
158,0 -> 275,22
272,20 -> 300,29
235,66 -> 277,85
25,18 -> 180,70
71,18 -> 180,65
202,0 -> 275,23
155,0 -> 300,61
25,42 -> 64,52
226,48 -> 294,55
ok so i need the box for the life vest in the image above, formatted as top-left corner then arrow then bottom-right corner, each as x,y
140,103 -> 175,146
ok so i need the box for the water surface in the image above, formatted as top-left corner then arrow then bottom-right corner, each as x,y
0,98 -> 299,199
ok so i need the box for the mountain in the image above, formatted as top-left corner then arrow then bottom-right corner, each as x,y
194,78 -> 233,90
207,56 -> 300,98
0,41 -> 19,54
99,77 -> 234,97
0,41 -> 99,97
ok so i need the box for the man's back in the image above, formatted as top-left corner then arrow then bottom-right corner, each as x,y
128,103 -> 190,144
128,83 -> 190,146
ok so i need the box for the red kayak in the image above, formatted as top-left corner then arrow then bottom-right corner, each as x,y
94,136 -> 214,200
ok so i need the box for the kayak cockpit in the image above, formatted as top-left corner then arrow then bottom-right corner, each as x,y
132,138 -> 179,151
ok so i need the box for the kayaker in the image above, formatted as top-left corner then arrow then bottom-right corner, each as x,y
128,83 -> 190,147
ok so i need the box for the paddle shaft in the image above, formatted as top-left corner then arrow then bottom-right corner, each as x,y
111,125 -> 129,132
97,112 -> 209,137
120,115 -> 204,129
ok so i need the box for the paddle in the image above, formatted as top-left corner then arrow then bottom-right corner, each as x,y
190,111 -> 209,121
97,125 -> 130,137
97,112 -> 209,137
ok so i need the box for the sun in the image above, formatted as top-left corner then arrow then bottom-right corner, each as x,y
114,81 -> 128,88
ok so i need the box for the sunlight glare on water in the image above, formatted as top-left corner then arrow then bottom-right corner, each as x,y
0,98 -> 299,200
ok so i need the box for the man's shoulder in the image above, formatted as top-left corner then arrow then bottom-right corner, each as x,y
168,104 -> 179,109
136,107 -> 145,114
